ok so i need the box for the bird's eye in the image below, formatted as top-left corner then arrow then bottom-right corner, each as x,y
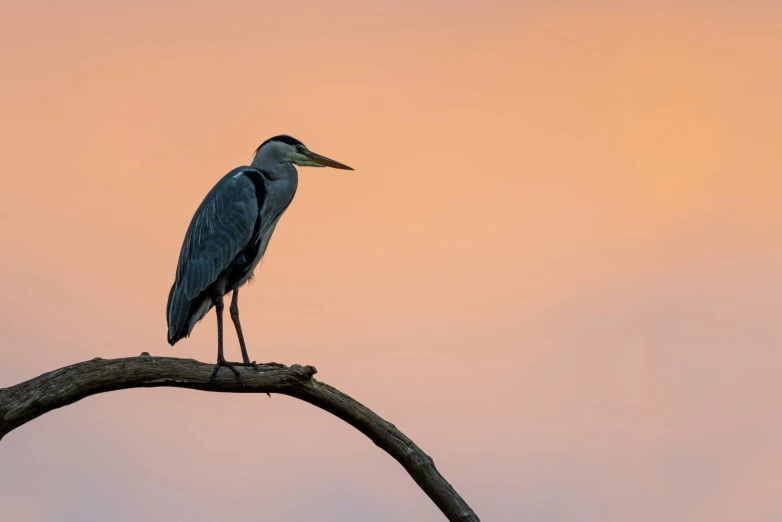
296,145 -> 306,153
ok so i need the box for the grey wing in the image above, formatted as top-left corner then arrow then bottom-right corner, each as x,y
167,170 -> 260,343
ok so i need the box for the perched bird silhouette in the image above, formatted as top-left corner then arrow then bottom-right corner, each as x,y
166,135 -> 353,379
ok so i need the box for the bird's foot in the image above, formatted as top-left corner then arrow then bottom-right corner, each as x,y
243,361 -> 286,369
241,359 -> 261,371
209,358 -> 242,382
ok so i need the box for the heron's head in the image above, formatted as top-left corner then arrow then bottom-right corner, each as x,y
252,135 -> 353,171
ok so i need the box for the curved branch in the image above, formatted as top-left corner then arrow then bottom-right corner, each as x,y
0,354 -> 480,522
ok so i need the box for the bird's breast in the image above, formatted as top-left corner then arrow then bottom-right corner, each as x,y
227,173 -> 295,290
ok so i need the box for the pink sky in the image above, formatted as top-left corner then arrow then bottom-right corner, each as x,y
1,1 -> 780,521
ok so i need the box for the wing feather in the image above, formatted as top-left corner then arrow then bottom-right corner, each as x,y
177,170 -> 259,299
166,168 -> 263,343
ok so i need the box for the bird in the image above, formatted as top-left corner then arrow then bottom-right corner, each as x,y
166,135 -> 353,379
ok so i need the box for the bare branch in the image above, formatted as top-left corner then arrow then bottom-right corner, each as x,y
0,354 -> 480,522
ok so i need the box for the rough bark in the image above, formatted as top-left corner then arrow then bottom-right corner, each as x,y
0,354 -> 480,522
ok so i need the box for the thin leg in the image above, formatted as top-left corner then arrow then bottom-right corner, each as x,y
216,296 -> 225,361
209,296 -> 241,381
230,289 -> 255,367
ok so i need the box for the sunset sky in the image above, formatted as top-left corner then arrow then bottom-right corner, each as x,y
1,1 -> 780,521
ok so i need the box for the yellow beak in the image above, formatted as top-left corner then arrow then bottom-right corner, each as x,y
304,150 -> 354,170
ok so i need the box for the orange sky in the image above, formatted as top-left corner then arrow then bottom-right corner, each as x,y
1,1 -> 780,521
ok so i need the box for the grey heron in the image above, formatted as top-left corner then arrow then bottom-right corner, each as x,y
166,135 -> 353,379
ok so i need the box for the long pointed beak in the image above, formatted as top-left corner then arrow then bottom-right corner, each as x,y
305,150 -> 354,170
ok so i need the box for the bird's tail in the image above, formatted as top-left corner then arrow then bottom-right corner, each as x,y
166,283 -> 190,346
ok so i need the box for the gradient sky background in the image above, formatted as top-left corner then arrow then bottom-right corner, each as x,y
1,1 -> 780,521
